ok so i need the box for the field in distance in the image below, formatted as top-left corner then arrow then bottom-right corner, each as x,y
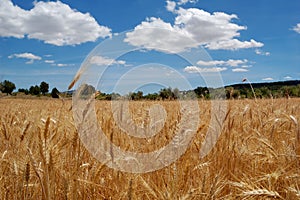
0,98 -> 299,199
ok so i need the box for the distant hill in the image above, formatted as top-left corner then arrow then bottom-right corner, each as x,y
226,80 -> 300,90
221,80 -> 300,99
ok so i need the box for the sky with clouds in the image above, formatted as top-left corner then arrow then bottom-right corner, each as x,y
0,0 -> 299,93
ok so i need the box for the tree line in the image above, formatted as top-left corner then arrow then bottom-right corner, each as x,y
1,79 -> 300,100
95,87 -> 183,100
0,80 -> 60,98
84,81 -> 300,100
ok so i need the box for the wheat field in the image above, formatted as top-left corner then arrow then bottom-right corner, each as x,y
0,98 -> 299,199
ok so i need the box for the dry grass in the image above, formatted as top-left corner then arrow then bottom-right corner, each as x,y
0,98 -> 299,199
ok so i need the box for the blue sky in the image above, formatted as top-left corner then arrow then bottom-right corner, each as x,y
0,0 -> 299,93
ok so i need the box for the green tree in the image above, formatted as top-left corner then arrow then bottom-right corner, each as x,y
0,80 -> 16,95
40,81 -> 49,95
260,87 -> 271,98
18,88 -> 29,95
254,88 -> 262,99
51,88 -> 60,98
194,86 -> 209,99
232,90 -> 240,99
130,91 -> 143,100
159,87 -> 173,100
29,85 -> 41,95
296,85 -> 300,97
144,93 -> 159,100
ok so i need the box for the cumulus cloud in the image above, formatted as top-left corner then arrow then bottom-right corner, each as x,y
206,39 -> 263,50
0,0 -> 27,38
262,77 -> 273,81
89,55 -> 126,66
232,68 -> 249,72
125,7 -> 263,53
8,52 -> 41,64
284,76 -> 292,80
184,58 -> 248,74
166,1 -> 176,12
293,23 -> 300,34
197,59 -> 248,67
0,0 -> 111,46
125,17 -> 197,53
255,49 -> 270,56
178,0 -> 198,5
184,66 -> 227,73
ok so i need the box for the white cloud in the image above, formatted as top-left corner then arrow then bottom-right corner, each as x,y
226,59 -> 249,67
8,52 -> 41,60
255,49 -> 270,56
293,23 -> 300,34
284,76 -> 292,80
45,60 -> 55,64
166,1 -> 176,12
0,0 -> 111,46
184,66 -> 227,73
8,52 -> 41,64
232,68 -> 249,72
262,77 -> 274,81
196,60 -> 226,66
0,0 -> 27,38
206,39 -> 263,50
125,7 -> 263,53
125,17 -> 197,53
197,59 -> 248,67
89,55 -> 126,66
56,63 -> 74,67
178,0 -> 198,5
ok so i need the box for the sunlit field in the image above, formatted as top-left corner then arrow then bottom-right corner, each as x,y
0,98 -> 299,199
